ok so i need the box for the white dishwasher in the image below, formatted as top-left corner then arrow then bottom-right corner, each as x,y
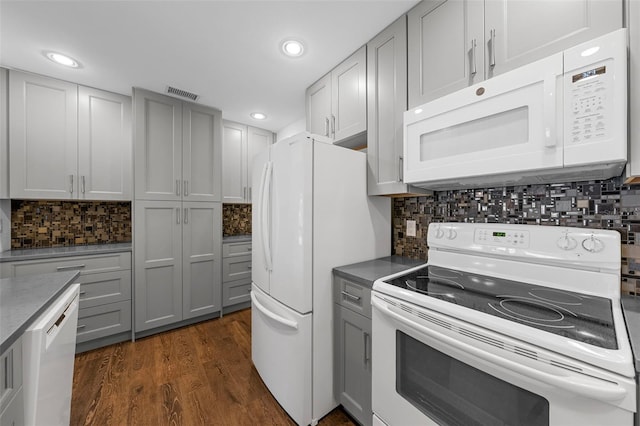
22,283 -> 80,426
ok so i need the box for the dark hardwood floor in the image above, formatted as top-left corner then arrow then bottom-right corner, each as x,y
71,308 -> 357,425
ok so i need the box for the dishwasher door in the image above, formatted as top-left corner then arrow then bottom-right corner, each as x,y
23,283 -> 80,426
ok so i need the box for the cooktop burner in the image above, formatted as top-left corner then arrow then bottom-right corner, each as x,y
384,265 -> 617,349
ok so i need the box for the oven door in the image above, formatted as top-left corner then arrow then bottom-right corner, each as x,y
371,293 -> 635,426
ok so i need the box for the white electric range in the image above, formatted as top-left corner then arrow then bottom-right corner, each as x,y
372,222 -> 636,426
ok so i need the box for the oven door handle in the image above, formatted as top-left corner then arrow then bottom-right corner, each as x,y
373,297 -> 628,402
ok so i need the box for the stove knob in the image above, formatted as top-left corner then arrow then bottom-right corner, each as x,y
556,235 -> 577,250
434,226 -> 444,239
581,235 -> 604,253
446,228 -> 457,240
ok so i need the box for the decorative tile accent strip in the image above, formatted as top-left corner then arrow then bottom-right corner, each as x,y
392,176 -> 640,295
223,203 -> 252,237
11,200 -> 131,249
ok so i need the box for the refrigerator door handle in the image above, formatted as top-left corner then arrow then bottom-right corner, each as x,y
262,161 -> 273,271
258,163 -> 269,270
250,291 -> 298,330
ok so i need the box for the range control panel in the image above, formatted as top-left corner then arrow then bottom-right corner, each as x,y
474,228 -> 530,248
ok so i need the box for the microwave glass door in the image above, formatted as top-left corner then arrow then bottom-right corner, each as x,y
404,53 -> 563,185
396,331 -> 550,426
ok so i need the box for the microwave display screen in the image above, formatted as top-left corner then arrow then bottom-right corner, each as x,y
572,66 -> 606,83
493,232 -> 506,237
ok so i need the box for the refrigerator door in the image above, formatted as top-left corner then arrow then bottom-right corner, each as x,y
269,137 -> 313,314
251,284 -> 312,425
252,149 -> 271,295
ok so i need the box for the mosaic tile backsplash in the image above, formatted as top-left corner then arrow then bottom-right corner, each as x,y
11,200 -> 131,249
392,176 -> 640,295
223,203 -> 252,237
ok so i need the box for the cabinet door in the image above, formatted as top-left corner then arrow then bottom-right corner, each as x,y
332,46 -> 367,142
305,73 -> 332,137
182,103 -> 222,202
247,126 -> 272,203
0,68 -> 7,199
9,70 -> 78,199
367,16 -> 411,196
133,88 -> 182,201
408,0 -> 484,108
335,305 -> 372,426
485,0 -> 622,78
182,201 -> 221,319
222,121 -> 248,203
134,200 -> 182,331
78,86 -> 132,200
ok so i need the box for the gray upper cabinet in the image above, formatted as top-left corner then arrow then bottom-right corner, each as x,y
9,70 -> 131,200
306,46 -> 367,146
408,0 -> 622,108
367,16 -> 428,196
222,120 -> 272,204
0,68 -> 7,199
134,88 -> 222,202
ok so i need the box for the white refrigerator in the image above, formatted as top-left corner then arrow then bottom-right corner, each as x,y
251,133 -> 390,425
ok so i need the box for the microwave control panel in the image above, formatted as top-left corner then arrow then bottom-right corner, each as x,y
567,62 -> 612,145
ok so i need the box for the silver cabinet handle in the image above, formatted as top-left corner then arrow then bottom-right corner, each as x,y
176,179 -> 181,196
331,115 -> 336,137
184,180 -> 188,196
324,117 -> 330,137
79,290 -> 86,295
77,324 -> 86,329
364,332 -> 370,364
57,264 -> 85,271
81,176 -> 86,194
248,187 -> 252,201
176,207 -> 180,224
184,208 -> 189,224
69,174 -> 74,194
341,290 -> 361,301
490,29 -> 496,68
243,187 -> 247,200
471,38 -> 477,76
398,156 -> 403,182
247,265 -> 252,270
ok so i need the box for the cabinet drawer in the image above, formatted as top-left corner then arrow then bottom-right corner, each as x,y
222,242 -> 252,257
2,252 -> 131,277
0,387 -> 24,426
76,300 -> 131,343
223,278 -> 251,307
77,270 -> 131,309
0,337 -> 22,414
222,254 -> 252,282
333,276 -> 372,319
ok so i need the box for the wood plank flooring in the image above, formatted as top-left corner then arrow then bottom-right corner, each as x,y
71,308 -> 357,426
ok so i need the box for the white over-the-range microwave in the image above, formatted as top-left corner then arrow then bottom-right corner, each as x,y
403,28 -> 628,190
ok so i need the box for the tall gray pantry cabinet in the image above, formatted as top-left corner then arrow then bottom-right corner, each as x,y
133,88 -> 223,334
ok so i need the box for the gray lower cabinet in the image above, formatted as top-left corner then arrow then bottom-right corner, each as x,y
222,241 -> 251,311
0,252 -> 132,353
334,275 -> 372,426
0,336 -> 24,426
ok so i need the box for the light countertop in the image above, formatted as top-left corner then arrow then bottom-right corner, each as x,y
1,271 -> 79,353
223,235 -> 252,243
0,242 -> 132,263
621,296 -> 640,372
333,255 -> 426,288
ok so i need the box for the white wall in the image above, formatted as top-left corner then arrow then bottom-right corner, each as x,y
276,117 -> 305,142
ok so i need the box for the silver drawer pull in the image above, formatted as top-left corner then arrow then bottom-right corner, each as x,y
247,266 -> 252,270
57,264 -> 86,271
77,325 -> 86,329
79,291 -> 86,295
341,291 -> 361,301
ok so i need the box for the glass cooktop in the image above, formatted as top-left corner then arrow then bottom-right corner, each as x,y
383,265 -> 617,349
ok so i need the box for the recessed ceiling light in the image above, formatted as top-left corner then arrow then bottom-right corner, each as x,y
281,40 -> 304,57
45,51 -> 80,68
251,112 -> 267,120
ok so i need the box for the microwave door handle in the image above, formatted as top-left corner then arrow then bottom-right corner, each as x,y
543,73 -> 557,148
372,297 -> 628,403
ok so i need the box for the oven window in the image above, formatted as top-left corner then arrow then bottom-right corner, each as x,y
397,331 -> 549,426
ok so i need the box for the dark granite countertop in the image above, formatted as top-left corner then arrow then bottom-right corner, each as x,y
333,255 -> 426,288
622,296 -> 640,372
0,242 -> 132,263
223,235 -> 252,243
1,271 -> 79,353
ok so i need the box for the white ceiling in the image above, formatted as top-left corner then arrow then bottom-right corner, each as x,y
0,0 -> 420,133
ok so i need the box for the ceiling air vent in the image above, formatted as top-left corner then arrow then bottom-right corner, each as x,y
166,86 -> 199,101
